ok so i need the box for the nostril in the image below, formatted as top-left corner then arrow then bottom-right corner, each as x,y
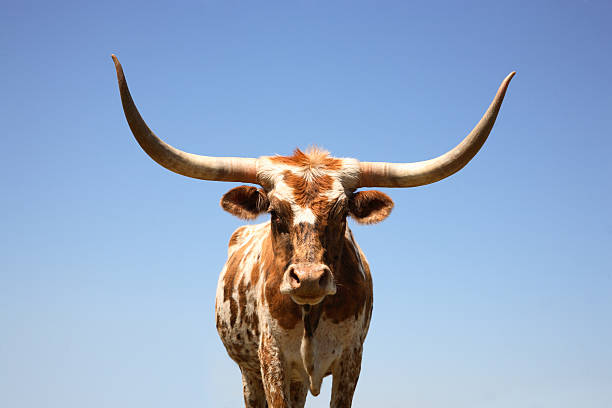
290,269 -> 300,284
319,269 -> 330,288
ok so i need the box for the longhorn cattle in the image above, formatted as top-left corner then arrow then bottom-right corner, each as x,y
112,55 -> 514,408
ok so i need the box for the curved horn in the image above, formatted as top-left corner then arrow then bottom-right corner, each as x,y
358,72 -> 515,188
112,55 -> 258,183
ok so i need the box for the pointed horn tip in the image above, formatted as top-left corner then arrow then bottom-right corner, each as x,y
110,54 -> 124,79
506,71 -> 516,82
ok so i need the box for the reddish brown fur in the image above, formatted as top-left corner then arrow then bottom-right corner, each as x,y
262,236 -> 302,330
221,186 -> 269,220
268,148 -> 344,171
222,249 -> 242,327
322,239 -> 373,324
349,190 -> 394,224
283,170 -> 334,208
228,226 -> 247,247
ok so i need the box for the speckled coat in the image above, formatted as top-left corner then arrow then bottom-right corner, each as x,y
215,149 -> 392,407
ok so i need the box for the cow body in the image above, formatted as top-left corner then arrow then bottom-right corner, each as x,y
211,150 -> 390,407
214,151 -> 379,407
216,222 -> 372,407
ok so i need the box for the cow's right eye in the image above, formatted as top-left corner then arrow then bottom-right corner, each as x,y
270,210 -> 279,222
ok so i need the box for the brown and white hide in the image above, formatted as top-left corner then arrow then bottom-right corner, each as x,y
215,149 -> 382,408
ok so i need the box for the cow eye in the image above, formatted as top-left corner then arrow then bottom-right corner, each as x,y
270,210 -> 279,222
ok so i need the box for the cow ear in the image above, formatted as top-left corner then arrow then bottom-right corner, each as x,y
221,186 -> 269,220
349,190 -> 394,224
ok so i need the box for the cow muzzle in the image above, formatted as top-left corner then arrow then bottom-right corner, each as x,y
280,263 -> 336,305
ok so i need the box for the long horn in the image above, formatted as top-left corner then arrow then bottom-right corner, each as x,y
112,55 -> 258,183
358,72 -> 515,188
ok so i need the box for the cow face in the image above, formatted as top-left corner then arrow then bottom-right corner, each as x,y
221,149 -> 393,305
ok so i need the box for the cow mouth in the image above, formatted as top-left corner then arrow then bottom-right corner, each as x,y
290,294 -> 327,305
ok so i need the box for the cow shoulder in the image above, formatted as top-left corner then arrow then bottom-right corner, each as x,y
228,225 -> 249,252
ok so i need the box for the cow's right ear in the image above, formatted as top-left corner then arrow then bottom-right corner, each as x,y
221,186 -> 269,220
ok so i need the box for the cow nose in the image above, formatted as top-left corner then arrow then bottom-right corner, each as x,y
287,264 -> 331,289
281,263 -> 336,301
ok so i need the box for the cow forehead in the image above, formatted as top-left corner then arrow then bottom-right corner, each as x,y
256,150 -> 360,224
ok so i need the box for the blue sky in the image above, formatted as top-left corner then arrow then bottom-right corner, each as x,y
1,1 -> 611,407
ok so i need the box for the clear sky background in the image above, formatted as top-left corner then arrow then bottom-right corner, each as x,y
1,1 -> 611,407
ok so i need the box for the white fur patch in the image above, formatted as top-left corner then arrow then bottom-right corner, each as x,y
293,207 -> 316,225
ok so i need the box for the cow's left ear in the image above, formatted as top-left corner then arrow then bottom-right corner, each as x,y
349,190 -> 394,224
221,186 -> 269,220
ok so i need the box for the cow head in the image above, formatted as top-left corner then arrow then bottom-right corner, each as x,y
111,54 -> 514,305
220,148 -> 393,305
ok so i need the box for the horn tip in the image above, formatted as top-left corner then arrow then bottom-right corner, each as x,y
111,54 -> 124,79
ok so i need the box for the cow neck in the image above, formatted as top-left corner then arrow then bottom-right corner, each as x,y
302,304 -> 323,338
300,303 -> 325,395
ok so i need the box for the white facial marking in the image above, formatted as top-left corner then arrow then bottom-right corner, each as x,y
293,207 -> 316,225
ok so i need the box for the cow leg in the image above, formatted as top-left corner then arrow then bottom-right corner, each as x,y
241,368 -> 267,408
330,347 -> 363,408
258,333 -> 291,408
289,380 -> 308,407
